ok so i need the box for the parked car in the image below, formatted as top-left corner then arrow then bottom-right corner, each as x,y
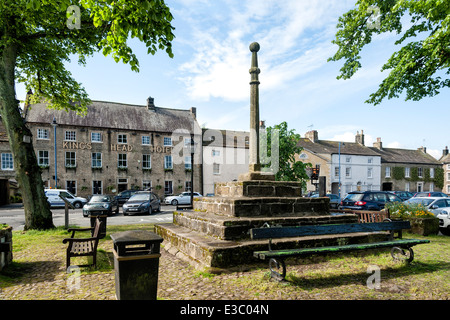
123,191 -> 161,215
437,210 -> 450,235
82,195 -> 119,217
413,192 -> 448,198
389,191 -> 414,201
45,189 -> 87,209
326,194 -> 340,209
403,197 -> 450,216
340,191 -> 401,211
114,189 -> 139,206
164,192 -> 203,205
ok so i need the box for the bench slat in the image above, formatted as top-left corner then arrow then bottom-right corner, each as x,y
253,239 -> 430,260
250,221 -> 411,240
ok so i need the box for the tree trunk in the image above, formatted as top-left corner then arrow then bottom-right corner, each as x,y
0,44 -> 54,230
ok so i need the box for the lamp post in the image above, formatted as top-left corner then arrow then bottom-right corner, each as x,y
51,117 -> 58,188
189,134 -> 197,207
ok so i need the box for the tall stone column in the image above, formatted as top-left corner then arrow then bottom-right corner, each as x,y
249,42 -> 261,172
239,42 -> 274,181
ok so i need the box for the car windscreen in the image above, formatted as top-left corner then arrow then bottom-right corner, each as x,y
344,194 -> 363,201
89,196 -> 110,203
404,198 -> 434,206
129,194 -> 150,201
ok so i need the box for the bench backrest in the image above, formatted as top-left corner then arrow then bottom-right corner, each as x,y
250,221 -> 411,240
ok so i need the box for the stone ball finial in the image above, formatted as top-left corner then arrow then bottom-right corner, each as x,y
249,42 -> 260,52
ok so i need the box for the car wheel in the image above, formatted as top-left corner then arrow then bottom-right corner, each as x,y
171,199 -> 178,206
73,202 -> 82,209
440,227 -> 450,236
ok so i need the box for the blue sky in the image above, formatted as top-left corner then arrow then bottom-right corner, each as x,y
16,0 -> 450,160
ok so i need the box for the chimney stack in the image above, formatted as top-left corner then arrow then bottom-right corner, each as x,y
373,137 -> 382,150
305,130 -> 318,143
443,146 -> 449,157
418,146 -> 427,154
355,130 -> 365,146
259,120 -> 266,129
190,107 -> 197,119
147,97 -> 155,111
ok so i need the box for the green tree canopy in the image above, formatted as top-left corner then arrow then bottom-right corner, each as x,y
0,0 -> 175,229
261,121 -> 310,188
328,0 -> 450,105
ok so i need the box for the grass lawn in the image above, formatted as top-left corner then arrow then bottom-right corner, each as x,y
0,223 -> 449,300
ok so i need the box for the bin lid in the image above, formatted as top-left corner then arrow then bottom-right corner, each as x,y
111,230 -> 163,245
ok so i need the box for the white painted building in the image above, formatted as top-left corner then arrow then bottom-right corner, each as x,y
202,129 -> 249,195
297,130 -> 381,199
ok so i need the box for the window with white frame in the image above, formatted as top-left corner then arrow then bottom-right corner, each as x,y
385,166 -> 391,178
185,181 -> 192,192
143,154 -> 151,169
118,134 -> 127,144
92,181 -> 102,195
368,158 -> 373,164
37,128 -> 49,140
65,151 -> 76,167
91,152 -> 102,168
91,132 -> 102,143
66,181 -> 76,195
212,149 -> 220,157
1,153 -> 13,170
447,172 -> 450,181
430,168 -> 435,178
367,167 -> 373,178
164,181 -> 173,195
185,156 -> 192,170
345,156 -> 351,163
447,185 -> 450,193
118,154 -> 127,168
418,167 -> 423,178
430,182 -> 434,192
405,167 -> 410,178
334,167 -> 339,178
405,182 -> 410,192
38,151 -> 49,166
164,155 -> 173,169
142,135 -> 150,145
345,167 -> 351,178
213,163 -> 220,175
64,130 -> 76,141
164,137 -> 172,146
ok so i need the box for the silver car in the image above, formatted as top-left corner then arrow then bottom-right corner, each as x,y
403,197 -> 450,216
164,192 -> 202,205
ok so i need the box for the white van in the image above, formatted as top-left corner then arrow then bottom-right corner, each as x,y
44,189 -> 87,209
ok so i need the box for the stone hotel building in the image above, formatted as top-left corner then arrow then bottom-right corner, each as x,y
1,97 -> 201,200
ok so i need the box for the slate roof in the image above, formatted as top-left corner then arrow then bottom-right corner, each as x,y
24,100 -> 199,133
202,128 -> 249,148
298,137 -> 441,165
298,138 -> 380,157
368,147 -> 441,165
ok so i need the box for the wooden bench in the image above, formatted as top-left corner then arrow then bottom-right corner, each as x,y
62,218 -> 102,270
250,220 -> 430,281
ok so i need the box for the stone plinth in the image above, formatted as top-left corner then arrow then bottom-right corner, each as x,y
155,178 -> 366,270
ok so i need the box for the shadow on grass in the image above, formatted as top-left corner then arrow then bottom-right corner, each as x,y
0,250 -> 114,289
284,260 -> 450,290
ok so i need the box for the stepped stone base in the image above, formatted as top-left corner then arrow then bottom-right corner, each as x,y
173,210 -> 357,240
156,179 -> 363,269
155,217 -> 387,269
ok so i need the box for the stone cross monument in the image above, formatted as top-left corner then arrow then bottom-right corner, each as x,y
239,42 -> 275,181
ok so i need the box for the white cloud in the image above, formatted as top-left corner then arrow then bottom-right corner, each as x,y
176,0 -> 356,102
